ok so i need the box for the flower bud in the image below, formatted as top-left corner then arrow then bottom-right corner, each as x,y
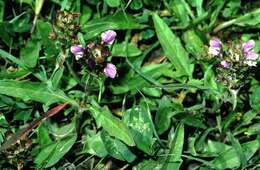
208,38 -> 222,56
70,45 -> 84,60
101,30 -> 117,45
104,63 -> 117,78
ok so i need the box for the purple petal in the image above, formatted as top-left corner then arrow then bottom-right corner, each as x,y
101,30 -> 117,45
70,45 -> 83,53
245,51 -> 259,60
242,40 -> 255,53
220,60 -> 230,68
104,63 -> 117,78
209,38 -> 222,48
70,45 -> 84,60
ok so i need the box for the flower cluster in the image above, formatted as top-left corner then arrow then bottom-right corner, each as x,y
49,11 -> 81,47
70,30 -> 117,79
208,38 -> 259,88
208,39 -> 259,67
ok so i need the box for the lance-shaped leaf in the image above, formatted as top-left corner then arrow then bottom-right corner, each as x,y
81,12 -> 143,40
152,13 -> 193,77
162,123 -> 185,170
34,124 -> 77,168
89,101 -> 135,146
0,80 -> 78,106
101,130 -> 136,162
211,139 -> 260,169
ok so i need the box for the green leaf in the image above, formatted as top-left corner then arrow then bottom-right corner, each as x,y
101,130 -> 136,162
111,63 -> 166,94
82,132 -> 108,157
0,79 -> 78,106
130,0 -> 143,10
36,124 -> 52,147
0,69 -> 31,79
240,110 -> 257,126
169,0 -> 190,27
232,8 -> 260,28
133,159 -> 163,170
50,66 -> 64,89
104,0 -> 120,7
141,87 -> 162,97
227,132 -> 247,169
82,12 -> 143,40
187,0 -> 204,17
183,30 -> 206,60
178,113 -> 207,129
80,5 -> 92,25
16,0 -> 33,5
123,104 -> 155,154
89,101 -> 135,146
140,29 -> 155,40
155,96 -> 181,135
0,113 -> 8,144
0,0 -> 4,22
20,36 -> 41,68
35,132 -> 77,168
162,123 -> 184,170
9,12 -> 31,33
250,86 -> 260,111
0,49 -> 27,68
222,0 -> 240,18
208,0 -> 225,29
152,13 -> 193,77
202,63 -> 218,90
195,128 -> 215,153
112,42 -> 142,57
211,139 -> 260,169
214,5 -> 260,32
0,22 -> 12,46
245,123 -> 260,136
206,140 -> 232,155
37,20 -> 58,58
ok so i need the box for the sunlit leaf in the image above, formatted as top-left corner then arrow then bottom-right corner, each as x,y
89,101 -> 135,146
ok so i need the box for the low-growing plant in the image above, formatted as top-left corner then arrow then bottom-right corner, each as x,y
0,0 -> 260,169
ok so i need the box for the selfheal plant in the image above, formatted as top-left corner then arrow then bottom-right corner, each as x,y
101,30 -> 117,45
212,38 -> 259,89
70,45 -> 84,60
208,38 -> 222,56
69,30 -> 118,79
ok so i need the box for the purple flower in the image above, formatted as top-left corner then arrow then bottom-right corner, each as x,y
242,40 -> 258,60
220,60 -> 230,68
208,38 -> 222,56
104,63 -> 117,78
101,30 -> 117,45
70,45 -> 84,60
242,40 -> 255,53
